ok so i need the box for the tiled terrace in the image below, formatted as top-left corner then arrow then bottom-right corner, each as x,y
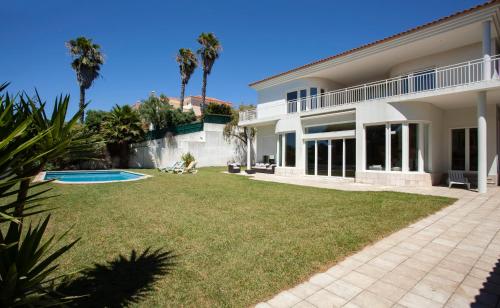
249,174 -> 500,307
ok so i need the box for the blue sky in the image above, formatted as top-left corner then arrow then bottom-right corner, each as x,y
1,0 -> 485,114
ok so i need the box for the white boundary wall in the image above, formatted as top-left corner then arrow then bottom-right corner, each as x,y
129,123 -> 246,168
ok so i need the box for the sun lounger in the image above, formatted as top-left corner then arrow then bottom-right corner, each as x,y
158,161 -> 183,173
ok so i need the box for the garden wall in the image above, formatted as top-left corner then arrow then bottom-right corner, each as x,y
129,123 -> 247,168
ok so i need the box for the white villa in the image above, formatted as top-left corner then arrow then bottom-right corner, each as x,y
239,0 -> 500,193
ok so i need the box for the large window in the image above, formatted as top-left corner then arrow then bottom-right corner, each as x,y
451,129 -> 465,170
451,128 -> 477,171
469,128 -> 478,171
390,124 -> 402,171
366,125 -> 386,170
305,122 -> 355,134
285,132 -> 296,167
331,140 -> 343,176
287,91 -> 297,113
278,134 -> 283,167
409,123 -> 419,171
317,140 -> 328,176
345,139 -> 356,177
306,140 -> 315,175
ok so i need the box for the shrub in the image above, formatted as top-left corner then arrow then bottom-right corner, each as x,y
181,152 -> 195,167
204,102 -> 232,115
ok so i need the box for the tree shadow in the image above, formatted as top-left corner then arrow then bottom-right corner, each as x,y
58,248 -> 176,307
471,258 -> 500,307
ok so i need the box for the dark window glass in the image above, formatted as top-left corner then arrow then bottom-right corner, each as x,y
452,129 -> 465,170
409,124 -> 419,171
331,140 -> 343,176
300,89 -> 307,111
469,128 -> 478,171
306,140 -> 315,175
287,91 -> 297,113
285,132 -> 296,167
345,139 -> 356,177
306,122 -> 356,134
317,140 -> 328,176
391,124 -> 403,171
320,89 -> 325,107
278,134 -> 282,167
366,125 -> 386,170
310,88 -> 318,109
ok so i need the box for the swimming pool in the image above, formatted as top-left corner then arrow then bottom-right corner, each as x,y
43,170 -> 149,184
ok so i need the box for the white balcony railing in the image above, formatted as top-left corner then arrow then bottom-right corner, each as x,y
240,55 -> 500,122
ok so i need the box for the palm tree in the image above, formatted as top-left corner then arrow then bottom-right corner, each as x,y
66,36 -> 104,123
176,48 -> 198,110
197,33 -> 222,111
102,104 -> 144,168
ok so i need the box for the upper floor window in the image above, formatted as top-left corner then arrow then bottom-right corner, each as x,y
300,89 -> 307,111
310,88 -> 318,109
287,91 -> 297,113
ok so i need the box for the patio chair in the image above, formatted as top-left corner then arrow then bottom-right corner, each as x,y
448,170 -> 471,190
158,161 -> 183,173
175,161 -> 198,174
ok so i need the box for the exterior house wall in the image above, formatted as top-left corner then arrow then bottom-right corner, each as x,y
441,105 -> 498,181
129,123 -> 245,168
256,125 -> 277,163
389,43 -> 484,77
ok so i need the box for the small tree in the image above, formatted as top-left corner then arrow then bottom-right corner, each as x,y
204,102 -> 232,115
138,94 -> 173,130
223,105 -> 255,145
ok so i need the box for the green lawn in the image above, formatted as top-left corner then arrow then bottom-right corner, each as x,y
36,167 -> 453,307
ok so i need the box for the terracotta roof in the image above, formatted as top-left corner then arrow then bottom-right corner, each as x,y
191,95 -> 233,105
249,0 -> 500,87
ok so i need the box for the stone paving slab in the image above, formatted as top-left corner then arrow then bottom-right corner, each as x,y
254,183 -> 500,308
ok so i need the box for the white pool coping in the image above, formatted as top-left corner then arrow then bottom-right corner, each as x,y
34,170 -> 152,184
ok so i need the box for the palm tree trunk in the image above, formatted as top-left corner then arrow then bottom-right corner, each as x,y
201,70 -> 208,113
180,81 -> 186,111
79,85 -> 85,123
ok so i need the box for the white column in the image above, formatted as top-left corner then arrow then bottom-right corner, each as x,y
402,123 -> 409,172
418,123 -> 424,172
477,92 -> 487,193
246,128 -> 252,169
483,20 -> 492,80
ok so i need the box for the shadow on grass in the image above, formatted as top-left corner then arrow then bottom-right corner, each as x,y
59,248 -> 176,307
471,258 -> 500,307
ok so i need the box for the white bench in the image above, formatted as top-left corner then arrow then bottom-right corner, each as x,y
448,170 -> 471,190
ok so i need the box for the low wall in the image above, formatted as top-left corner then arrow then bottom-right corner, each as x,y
129,123 -> 246,168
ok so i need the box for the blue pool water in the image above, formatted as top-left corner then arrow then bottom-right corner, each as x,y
44,170 -> 146,183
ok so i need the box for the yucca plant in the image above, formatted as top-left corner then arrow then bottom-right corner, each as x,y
0,83 -> 89,306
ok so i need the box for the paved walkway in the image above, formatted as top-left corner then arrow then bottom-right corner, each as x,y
249,176 -> 500,307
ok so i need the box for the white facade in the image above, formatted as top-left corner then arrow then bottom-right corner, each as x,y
240,2 -> 500,192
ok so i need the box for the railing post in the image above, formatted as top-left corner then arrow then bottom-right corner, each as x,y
363,85 -> 366,101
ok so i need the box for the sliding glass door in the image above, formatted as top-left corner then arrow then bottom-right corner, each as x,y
331,140 -> 343,176
306,138 -> 356,177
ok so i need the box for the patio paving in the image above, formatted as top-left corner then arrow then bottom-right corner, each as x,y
251,175 -> 500,308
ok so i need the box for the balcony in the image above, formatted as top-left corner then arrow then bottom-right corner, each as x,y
240,55 -> 500,124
